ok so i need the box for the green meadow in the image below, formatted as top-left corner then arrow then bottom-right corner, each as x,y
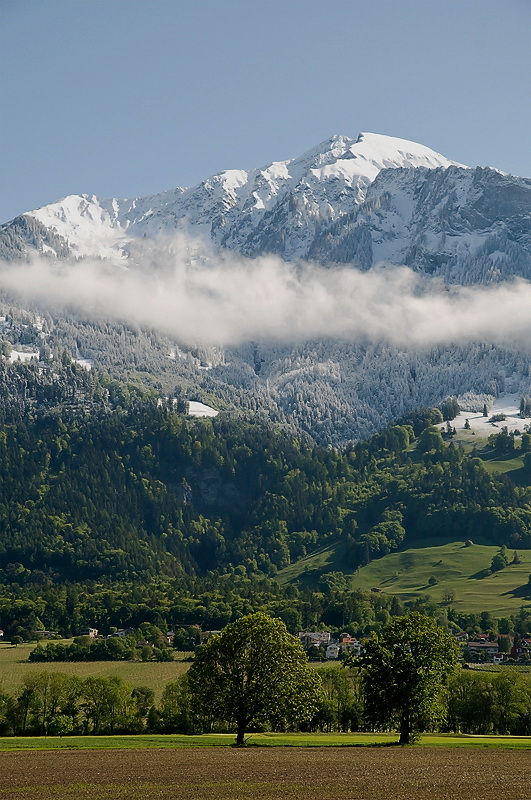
280,538 -> 531,616
0,642 -> 190,698
0,731 -> 530,751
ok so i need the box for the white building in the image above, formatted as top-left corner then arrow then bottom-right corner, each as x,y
326,644 -> 340,659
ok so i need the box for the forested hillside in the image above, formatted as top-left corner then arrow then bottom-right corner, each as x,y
0,359 -> 530,577
2,302 -> 530,446
1,358 -> 531,638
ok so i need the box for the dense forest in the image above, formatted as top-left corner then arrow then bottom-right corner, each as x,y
0,358 -> 531,639
2,300 -> 531,445
1,362 -> 530,586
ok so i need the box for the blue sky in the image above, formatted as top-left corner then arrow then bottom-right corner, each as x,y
1,0 -> 530,223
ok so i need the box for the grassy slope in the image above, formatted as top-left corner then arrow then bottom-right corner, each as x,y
0,642 -> 190,699
452,428 -> 531,482
279,435 -> 531,615
279,538 -> 531,616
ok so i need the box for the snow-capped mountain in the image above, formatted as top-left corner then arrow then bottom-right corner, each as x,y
2,131 -> 531,444
0,132 -> 463,264
2,131 -> 530,284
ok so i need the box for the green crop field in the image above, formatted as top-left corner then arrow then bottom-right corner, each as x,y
1,731 -> 531,751
279,538 -> 531,616
0,643 -> 190,698
468,663 -> 531,673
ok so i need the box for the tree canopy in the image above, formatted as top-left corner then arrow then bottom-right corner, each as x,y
186,612 -> 322,744
355,612 -> 460,744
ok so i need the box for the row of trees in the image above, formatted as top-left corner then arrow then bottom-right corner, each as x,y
5,663 -> 531,740
5,613 -> 531,743
29,634 -> 173,663
0,672 -> 155,736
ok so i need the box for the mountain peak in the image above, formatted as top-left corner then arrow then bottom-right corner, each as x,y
350,131 -> 464,171
3,131 -> 470,262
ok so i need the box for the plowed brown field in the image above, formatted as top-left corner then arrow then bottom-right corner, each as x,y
0,747 -> 530,799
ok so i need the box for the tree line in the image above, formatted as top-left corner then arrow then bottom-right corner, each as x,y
3,612 -> 531,741
4,570 -> 531,646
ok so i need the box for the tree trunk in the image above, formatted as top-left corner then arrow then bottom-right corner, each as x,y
235,717 -> 246,746
399,710 -> 411,745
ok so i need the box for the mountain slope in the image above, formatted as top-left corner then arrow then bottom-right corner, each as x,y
0,132 -> 462,263
1,132 -> 531,446
0,364 -> 529,590
309,165 -> 531,282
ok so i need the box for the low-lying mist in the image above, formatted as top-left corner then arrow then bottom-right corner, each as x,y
1,234 -> 530,349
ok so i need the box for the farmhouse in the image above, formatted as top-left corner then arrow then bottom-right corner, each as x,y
79,627 -> 98,638
465,641 -> 499,656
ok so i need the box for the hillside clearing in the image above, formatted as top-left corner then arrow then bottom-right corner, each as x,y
279,539 -> 531,615
455,394 -> 526,438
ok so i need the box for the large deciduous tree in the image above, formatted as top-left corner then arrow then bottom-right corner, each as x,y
355,612 -> 460,744
187,612 -> 322,745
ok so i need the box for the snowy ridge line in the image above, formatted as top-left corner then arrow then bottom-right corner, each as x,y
7,132 -> 461,262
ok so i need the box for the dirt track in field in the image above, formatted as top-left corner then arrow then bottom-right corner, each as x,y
0,747 -> 530,799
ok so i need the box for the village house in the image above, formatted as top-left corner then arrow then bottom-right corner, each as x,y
298,631 -> 331,649
79,627 -> 98,638
339,634 -> 362,656
108,628 -> 134,638
465,641 -> 499,657
326,643 -> 340,659
510,638 -> 531,661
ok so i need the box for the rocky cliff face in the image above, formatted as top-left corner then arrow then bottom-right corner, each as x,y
308,165 -> 531,283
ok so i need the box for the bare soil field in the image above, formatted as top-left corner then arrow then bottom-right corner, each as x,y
1,746 -> 530,800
